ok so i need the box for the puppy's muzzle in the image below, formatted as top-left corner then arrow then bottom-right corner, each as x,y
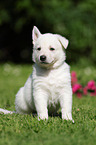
40,55 -> 46,62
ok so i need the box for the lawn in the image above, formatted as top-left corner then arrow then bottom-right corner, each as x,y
0,63 -> 96,145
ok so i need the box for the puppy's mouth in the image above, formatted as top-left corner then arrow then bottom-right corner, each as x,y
40,60 -> 56,66
40,61 -> 49,64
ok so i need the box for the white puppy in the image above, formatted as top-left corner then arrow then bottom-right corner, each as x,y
0,26 -> 74,122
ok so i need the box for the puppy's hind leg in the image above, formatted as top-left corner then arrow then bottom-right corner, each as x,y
15,75 -> 34,114
15,87 -> 32,114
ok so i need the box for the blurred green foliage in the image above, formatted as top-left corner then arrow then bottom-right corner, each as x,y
0,0 -> 96,64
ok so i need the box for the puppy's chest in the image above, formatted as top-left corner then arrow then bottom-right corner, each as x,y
43,71 -> 65,97
44,77 -> 60,106
35,67 -> 67,90
33,64 -> 70,94
47,70 -> 65,87
47,76 -> 63,89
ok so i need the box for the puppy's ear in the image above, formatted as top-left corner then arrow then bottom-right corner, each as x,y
55,34 -> 69,49
32,26 -> 41,45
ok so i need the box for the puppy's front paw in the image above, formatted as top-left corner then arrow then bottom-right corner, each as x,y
62,113 -> 74,123
38,113 -> 48,121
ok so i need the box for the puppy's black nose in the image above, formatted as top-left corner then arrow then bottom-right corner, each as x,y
40,55 -> 46,61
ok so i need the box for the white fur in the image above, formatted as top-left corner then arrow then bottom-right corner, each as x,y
0,26 -> 74,122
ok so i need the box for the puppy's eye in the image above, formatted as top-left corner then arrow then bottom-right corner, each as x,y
37,47 -> 41,51
50,48 -> 55,51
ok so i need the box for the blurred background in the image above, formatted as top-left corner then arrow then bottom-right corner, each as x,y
0,0 -> 96,65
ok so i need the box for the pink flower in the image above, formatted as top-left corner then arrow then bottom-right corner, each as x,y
72,84 -> 82,98
71,71 -> 96,97
83,81 -> 96,97
71,71 -> 77,78
71,71 -> 77,86
87,80 -> 95,90
72,84 -> 82,93
83,86 -> 88,95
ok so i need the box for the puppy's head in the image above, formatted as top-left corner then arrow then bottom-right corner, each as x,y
32,26 -> 69,69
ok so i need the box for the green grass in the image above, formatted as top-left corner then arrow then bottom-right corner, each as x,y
0,63 -> 96,145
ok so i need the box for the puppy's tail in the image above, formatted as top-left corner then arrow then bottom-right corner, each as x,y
0,108 -> 16,114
